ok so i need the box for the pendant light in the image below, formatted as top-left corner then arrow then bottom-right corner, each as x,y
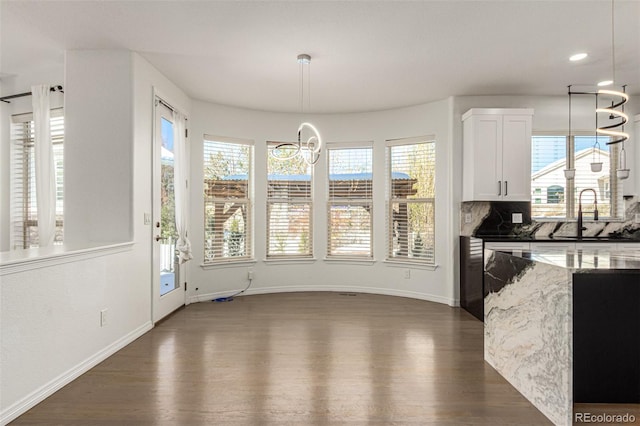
271,54 -> 323,165
595,0 -> 630,179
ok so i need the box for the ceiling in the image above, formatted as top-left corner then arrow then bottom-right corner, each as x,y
1,1 -> 639,114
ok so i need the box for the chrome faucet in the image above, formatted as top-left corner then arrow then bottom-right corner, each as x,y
577,188 -> 598,239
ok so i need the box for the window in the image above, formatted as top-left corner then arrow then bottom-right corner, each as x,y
267,142 -> 313,258
531,135 -> 621,219
327,144 -> 373,258
10,109 -> 64,249
546,185 -> 564,204
386,137 -> 436,264
203,136 -> 253,263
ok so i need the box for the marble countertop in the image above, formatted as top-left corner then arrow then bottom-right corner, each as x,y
491,247 -> 640,271
474,234 -> 640,243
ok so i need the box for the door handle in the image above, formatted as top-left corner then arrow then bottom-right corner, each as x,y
155,235 -> 162,242
504,181 -> 508,196
498,181 -> 502,196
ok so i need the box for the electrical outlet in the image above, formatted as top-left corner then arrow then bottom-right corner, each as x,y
464,213 -> 472,224
512,213 -> 523,224
100,309 -> 108,327
404,270 -> 411,279
248,270 -> 254,280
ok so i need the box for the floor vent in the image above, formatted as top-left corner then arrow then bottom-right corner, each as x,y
339,292 -> 357,296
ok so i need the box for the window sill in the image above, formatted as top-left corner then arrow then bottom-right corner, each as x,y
0,242 -> 134,276
263,257 -> 317,265
200,259 -> 257,270
324,257 -> 376,265
383,260 -> 438,271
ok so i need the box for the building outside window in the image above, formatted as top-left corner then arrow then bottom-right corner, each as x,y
327,143 -> 373,259
386,137 -> 436,265
266,142 -> 313,258
10,109 -> 64,249
531,135 -> 621,219
203,136 -> 253,263
546,185 -> 564,204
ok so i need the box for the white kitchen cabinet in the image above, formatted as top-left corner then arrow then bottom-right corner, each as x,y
462,108 -> 533,201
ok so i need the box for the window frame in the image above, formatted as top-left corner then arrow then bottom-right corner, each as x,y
10,108 -> 65,250
385,136 -> 436,265
266,141 -> 314,260
326,142 -> 374,260
203,135 -> 254,264
531,133 -> 622,221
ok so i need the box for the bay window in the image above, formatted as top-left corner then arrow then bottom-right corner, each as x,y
327,143 -> 373,258
203,136 -> 253,263
267,142 -> 313,258
386,137 -> 436,264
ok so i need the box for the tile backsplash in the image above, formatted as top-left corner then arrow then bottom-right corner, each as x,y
460,197 -> 640,240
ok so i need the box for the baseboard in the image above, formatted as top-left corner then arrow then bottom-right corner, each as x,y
1,321 -> 153,425
188,285 -> 456,306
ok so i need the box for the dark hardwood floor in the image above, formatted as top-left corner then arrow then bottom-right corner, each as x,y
12,292 -> 560,425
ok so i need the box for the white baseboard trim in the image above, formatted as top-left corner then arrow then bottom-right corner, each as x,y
189,285 -> 456,306
1,321 -> 153,426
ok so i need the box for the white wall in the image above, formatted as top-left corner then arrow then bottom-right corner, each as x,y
64,50 -> 134,244
187,98 -> 458,305
0,51 -> 190,424
0,245 -> 151,423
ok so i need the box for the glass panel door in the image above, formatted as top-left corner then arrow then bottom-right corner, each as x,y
153,99 -> 184,323
159,116 -> 179,296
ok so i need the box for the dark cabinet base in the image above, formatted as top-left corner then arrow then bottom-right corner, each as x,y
460,236 -> 483,321
573,271 -> 640,403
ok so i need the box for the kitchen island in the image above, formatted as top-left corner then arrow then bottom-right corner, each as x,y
483,247 -> 640,426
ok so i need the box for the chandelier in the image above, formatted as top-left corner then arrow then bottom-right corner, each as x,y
271,54 -> 323,165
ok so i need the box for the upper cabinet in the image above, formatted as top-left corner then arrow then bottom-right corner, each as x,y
462,108 -> 533,201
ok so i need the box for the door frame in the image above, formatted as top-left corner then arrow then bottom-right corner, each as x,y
152,91 -> 186,323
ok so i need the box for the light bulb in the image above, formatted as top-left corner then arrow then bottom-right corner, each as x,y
569,53 -> 588,61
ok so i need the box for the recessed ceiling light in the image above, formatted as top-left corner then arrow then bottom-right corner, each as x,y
569,53 -> 588,61
597,80 -> 613,87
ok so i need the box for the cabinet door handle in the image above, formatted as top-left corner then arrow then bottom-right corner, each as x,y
504,181 -> 508,196
498,181 -> 502,196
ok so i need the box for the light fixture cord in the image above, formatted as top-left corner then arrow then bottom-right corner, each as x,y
299,59 -> 304,113
568,86 -> 572,169
307,59 -> 311,112
611,0 -> 616,84
298,59 -> 311,113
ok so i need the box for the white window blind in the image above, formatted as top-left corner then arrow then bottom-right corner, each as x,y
203,136 -> 253,263
531,135 -> 621,220
10,109 -> 64,249
327,145 -> 373,258
386,138 -> 436,264
267,142 -> 313,258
